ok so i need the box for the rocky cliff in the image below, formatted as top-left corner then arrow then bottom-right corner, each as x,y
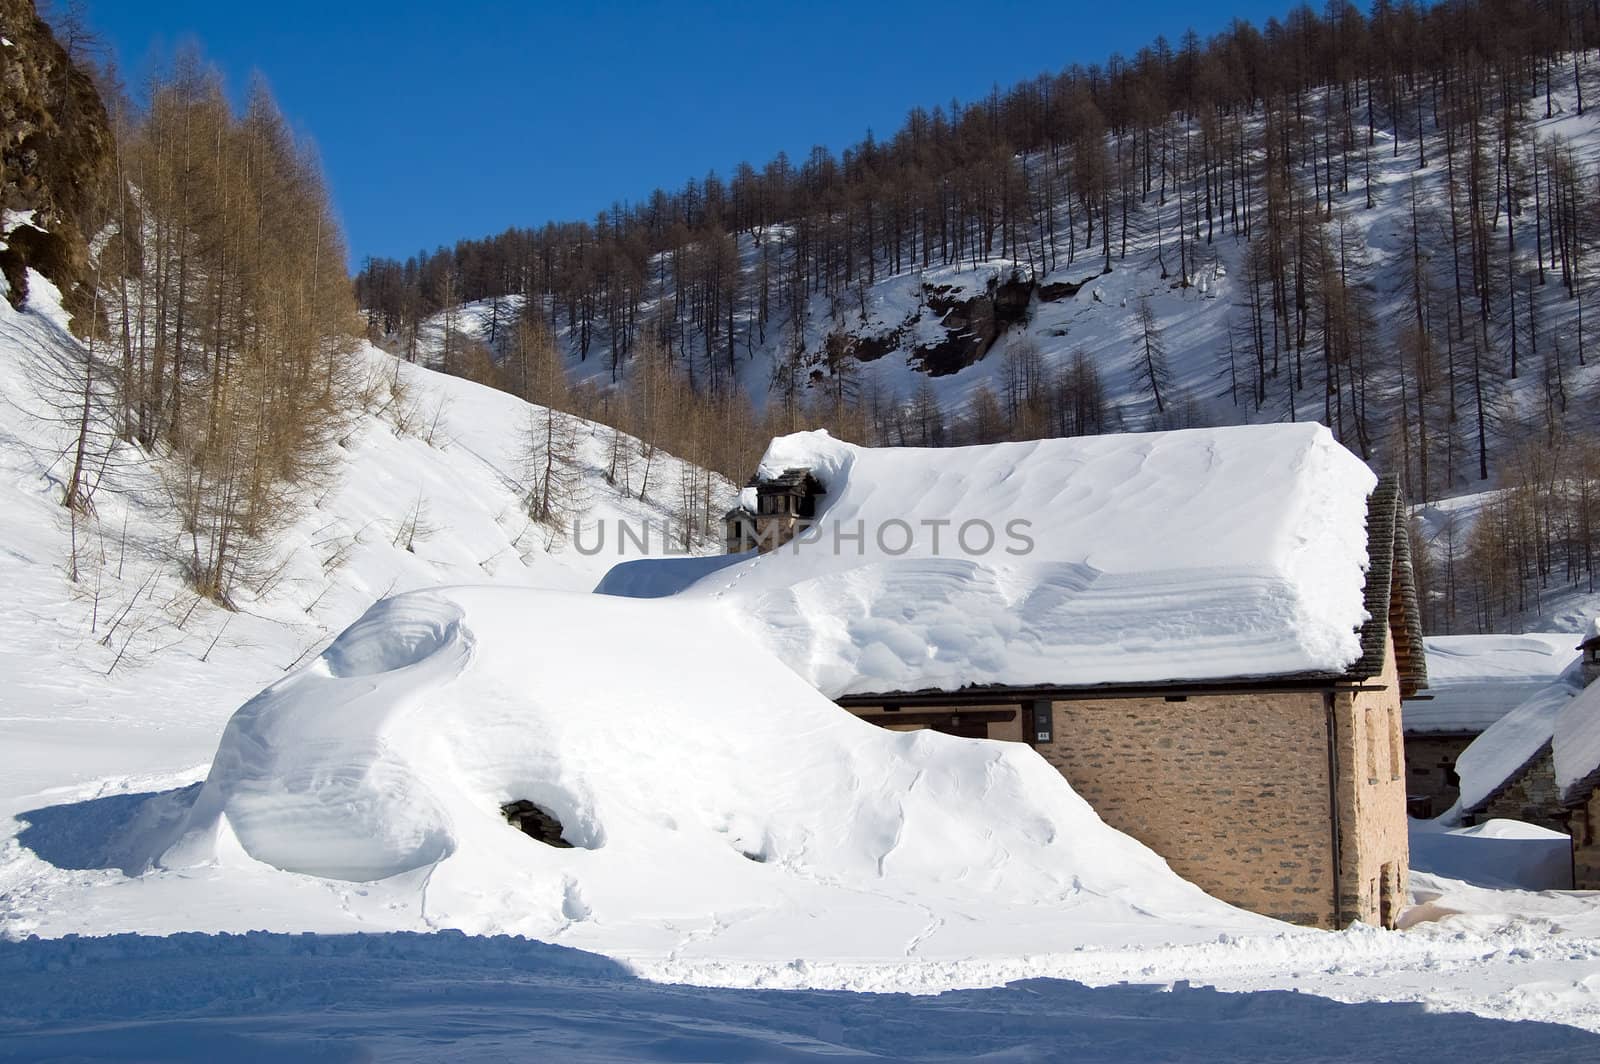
0,0 -> 113,327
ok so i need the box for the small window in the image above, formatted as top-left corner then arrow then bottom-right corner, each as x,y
1388,705 -> 1403,781
1365,707 -> 1378,784
1379,862 -> 1398,928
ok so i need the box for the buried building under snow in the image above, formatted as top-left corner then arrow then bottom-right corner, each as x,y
601,422 -> 1428,929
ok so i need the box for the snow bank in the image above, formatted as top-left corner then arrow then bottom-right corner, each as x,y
159,585 -> 1273,956
1408,818 -> 1574,890
672,424 -> 1377,697
1405,634 -> 1582,735
1453,667 -> 1585,814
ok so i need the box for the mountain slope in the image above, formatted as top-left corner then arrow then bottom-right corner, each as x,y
0,262 -> 729,812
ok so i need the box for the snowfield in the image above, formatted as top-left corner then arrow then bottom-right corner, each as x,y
4,270 -> 1600,1057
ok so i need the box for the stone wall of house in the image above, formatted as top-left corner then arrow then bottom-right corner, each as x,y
1475,751 -> 1567,832
1571,788 -> 1600,889
1030,690 -> 1340,927
1402,734 -> 1471,817
1335,636 -> 1410,929
841,639 -> 1411,929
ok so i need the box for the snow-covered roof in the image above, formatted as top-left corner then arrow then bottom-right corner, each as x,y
1403,634 -> 1582,735
1554,680 -> 1600,806
641,424 -> 1409,699
1455,667 -> 1585,815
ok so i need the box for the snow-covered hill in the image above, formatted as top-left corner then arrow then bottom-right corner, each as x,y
408,79 -> 1600,490
0,268 -> 729,809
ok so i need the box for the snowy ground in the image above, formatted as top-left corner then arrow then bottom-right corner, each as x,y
5,277 -> 1600,1058
3,931 -> 1599,1062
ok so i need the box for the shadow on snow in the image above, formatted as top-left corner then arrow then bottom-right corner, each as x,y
0,931 -> 1595,1062
13,785 -> 200,877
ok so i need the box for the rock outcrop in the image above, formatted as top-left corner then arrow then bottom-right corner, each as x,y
0,0 -> 113,326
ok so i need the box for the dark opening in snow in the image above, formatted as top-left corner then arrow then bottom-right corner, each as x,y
501,801 -> 573,848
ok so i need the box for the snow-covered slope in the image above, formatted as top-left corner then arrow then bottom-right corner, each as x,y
0,265 -> 728,900
608,424 -> 1378,697
411,80 -> 1600,485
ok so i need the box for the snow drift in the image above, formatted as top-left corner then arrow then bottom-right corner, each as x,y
615,424 -> 1379,698
158,585 -> 1272,957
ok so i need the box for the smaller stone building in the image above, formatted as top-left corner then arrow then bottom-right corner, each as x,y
723,469 -> 825,554
1402,634 -> 1581,818
1450,622 -> 1600,888
1463,748 -> 1566,832
1553,640 -> 1600,888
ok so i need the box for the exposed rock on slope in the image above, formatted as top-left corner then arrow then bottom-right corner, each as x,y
0,0 -> 112,325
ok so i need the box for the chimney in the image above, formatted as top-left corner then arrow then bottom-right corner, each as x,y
1582,618 -> 1600,689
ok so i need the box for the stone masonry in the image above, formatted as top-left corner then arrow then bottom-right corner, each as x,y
842,635 -> 1411,929
1570,787 -> 1600,889
1474,750 -> 1566,832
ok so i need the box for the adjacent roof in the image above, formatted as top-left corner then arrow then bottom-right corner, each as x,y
1403,634 -> 1582,735
1554,679 -> 1600,807
642,424 -> 1420,700
1456,669 -> 1584,815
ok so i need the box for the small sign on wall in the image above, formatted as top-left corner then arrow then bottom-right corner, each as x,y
1030,700 -> 1053,744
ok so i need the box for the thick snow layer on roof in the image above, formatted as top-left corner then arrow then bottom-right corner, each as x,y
1553,681 -> 1600,802
1453,666 -> 1585,814
156,587 -> 1270,955
673,424 -> 1378,697
1404,634 -> 1581,735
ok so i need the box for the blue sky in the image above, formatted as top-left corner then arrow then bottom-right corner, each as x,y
84,1 -> 1303,266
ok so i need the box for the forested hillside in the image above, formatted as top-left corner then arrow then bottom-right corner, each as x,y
356,0 -> 1600,636
0,0 -> 729,650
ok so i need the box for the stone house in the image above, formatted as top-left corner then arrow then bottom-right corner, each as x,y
1447,624 -> 1600,884
1554,636 -> 1600,888
723,469 -> 825,554
1566,783 -> 1600,888
707,426 -> 1427,930
1401,634 -> 1581,818
1461,747 -> 1566,832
